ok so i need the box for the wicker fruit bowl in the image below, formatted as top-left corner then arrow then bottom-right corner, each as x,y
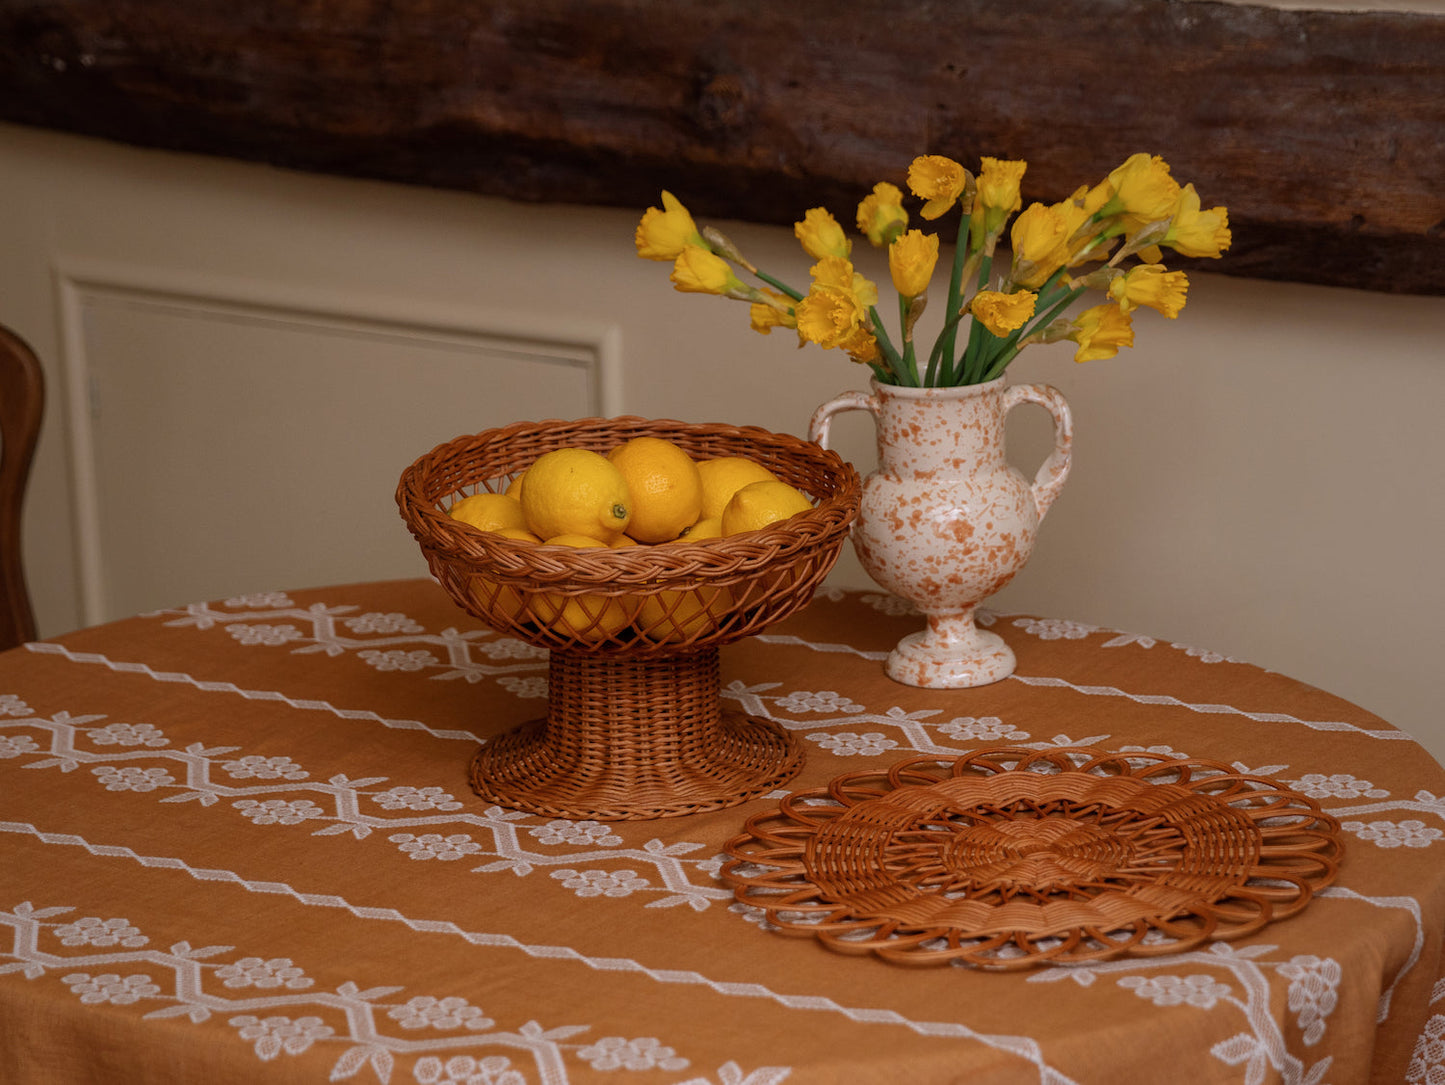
396,415 -> 861,820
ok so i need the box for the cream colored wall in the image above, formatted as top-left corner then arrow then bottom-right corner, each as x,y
2,121 -> 1442,765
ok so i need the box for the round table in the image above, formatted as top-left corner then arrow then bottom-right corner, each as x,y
1,579 -> 1441,1084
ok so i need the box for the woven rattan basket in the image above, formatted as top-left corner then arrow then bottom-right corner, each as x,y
397,416 -> 860,820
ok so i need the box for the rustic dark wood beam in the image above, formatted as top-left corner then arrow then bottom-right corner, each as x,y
1,0 -> 1442,294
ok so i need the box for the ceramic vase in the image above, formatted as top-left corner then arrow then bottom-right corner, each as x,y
809,377 -> 1073,688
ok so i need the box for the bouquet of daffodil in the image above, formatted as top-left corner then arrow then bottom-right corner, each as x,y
635,152 -> 1230,387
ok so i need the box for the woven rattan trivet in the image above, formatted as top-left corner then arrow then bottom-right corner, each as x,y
721,746 -> 1343,970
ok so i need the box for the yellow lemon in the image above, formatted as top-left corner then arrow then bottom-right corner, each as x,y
606,437 -> 704,544
639,585 -> 732,643
495,527 -> 542,544
469,526 -> 540,623
448,492 -> 527,534
520,448 -> 631,543
696,457 -> 780,520
611,535 -> 643,548
721,480 -> 814,535
534,534 -> 636,641
676,517 -> 723,542
505,470 -> 527,502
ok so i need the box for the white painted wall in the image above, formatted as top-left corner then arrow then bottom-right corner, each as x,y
2,121 -> 1441,764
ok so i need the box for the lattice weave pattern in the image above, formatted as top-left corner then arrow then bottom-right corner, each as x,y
722,747 -> 1343,969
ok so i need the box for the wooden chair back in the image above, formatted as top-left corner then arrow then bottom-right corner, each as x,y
0,325 -> 44,650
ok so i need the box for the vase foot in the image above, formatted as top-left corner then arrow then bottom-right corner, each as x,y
885,626 -> 1015,689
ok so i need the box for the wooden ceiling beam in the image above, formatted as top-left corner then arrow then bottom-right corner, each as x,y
1,0 -> 1441,294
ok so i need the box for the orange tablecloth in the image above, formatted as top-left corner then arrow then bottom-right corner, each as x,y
2,579 -> 1442,1084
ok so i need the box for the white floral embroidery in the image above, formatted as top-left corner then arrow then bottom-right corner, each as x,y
225,592 -> 294,608
475,637 -> 547,660
234,798 -> 326,826
63,972 -> 162,1005
808,731 -> 898,757
1287,773 -> 1389,800
53,916 -> 148,948
859,593 -> 918,617
358,649 -> 438,672
1172,642 -> 1242,664
1341,819 -> 1442,848
1407,1014 -> 1445,1085
529,819 -> 624,847
88,722 -> 169,748
344,612 -> 425,635
694,853 -> 726,879
215,957 -> 313,990
374,786 -> 465,812
387,995 -> 494,1031
414,1055 -> 525,1085
1119,744 -> 1190,762
1118,974 -> 1232,1009
728,902 -> 777,931
576,1036 -> 689,1072
1277,955 -> 1340,1045
496,676 -> 548,698
551,869 -> 650,898
772,690 -> 865,714
228,623 -> 305,647
92,765 -> 174,792
1013,617 -> 1096,640
0,734 -> 39,758
228,1014 -> 335,1059
221,754 -> 309,780
1100,631 -> 1158,649
936,716 -> 1029,742
390,833 -> 485,861
0,694 -> 33,716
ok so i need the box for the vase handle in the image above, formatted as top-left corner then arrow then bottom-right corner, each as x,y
808,389 -> 880,449
1002,383 -> 1074,522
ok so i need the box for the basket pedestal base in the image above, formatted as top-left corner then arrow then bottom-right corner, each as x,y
469,647 -> 805,820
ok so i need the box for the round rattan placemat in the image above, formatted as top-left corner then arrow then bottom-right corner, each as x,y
721,747 -> 1343,970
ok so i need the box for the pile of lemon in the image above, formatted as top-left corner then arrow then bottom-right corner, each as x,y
444,437 -> 814,642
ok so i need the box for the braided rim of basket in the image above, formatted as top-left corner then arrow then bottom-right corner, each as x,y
721,746 -> 1343,970
396,416 -> 861,655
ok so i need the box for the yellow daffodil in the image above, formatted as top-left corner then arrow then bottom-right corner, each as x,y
907,155 -> 971,220
856,182 -> 909,247
970,289 -> 1038,337
1008,198 -> 1093,289
749,290 -> 797,335
1067,303 -> 1135,363
670,245 -> 747,297
1108,265 -> 1189,318
1096,153 -> 1181,229
888,230 -> 940,298
796,257 -> 880,363
970,157 -> 1027,246
1159,184 -> 1232,259
635,191 -> 707,261
795,207 -> 852,260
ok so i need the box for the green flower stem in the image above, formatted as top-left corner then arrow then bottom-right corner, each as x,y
897,294 -> 922,387
753,269 -> 804,302
924,308 -> 967,387
868,307 -> 911,386
936,212 -> 973,386
978,279 -> 1087,383
959,251 -> 996,384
